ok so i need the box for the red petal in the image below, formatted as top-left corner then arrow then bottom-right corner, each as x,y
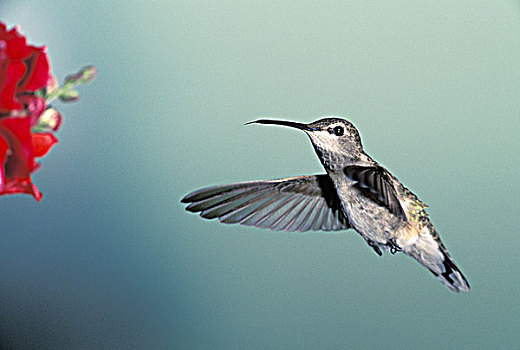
0,118 -> 42,201
6,35 -> 30,60
0,176 -> 42,201
0,135 -> 8,191
0,61 -> 26,111
32,132 -> 58,157
0,117 -> 36,178
19,49 -> 50,91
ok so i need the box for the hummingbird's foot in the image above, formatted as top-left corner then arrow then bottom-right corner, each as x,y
387,238 -> 402,255
367,240 -> 383,256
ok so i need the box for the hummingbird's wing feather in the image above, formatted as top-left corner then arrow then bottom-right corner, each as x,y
181,175 -> 351,232
344,166 -> 407,221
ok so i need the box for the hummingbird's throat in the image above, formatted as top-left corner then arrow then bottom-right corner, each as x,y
312,144 -> 343,171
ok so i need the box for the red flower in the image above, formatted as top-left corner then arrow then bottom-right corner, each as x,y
0,22 -> 94,201
0,23 -> 50,115
0,23 -> 55,201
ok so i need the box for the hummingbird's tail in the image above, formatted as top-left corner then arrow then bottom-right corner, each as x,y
404,232 -> 470,293
431,249 -> 470,293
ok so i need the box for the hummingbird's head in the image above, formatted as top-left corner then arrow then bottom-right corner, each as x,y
246,117 -> 364,169
305,117 -> 362,154
246,117 -> 363,154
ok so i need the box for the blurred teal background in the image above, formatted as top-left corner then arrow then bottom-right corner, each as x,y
1,1 -> 519,349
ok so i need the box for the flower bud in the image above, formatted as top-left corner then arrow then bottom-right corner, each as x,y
59,89 -> 79,102
35,107 -> 62,131
65,65 -> 97,85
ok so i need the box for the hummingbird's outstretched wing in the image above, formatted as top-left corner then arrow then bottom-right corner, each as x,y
181,175 -> 351,232
344,165 -> 407,221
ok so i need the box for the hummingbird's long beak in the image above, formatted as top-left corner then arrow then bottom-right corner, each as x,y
245,119 -> 318,131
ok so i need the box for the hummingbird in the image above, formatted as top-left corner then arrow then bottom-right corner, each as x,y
181,117 -> 470,293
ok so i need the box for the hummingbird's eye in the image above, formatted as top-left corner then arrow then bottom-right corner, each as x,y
332,126 -> 344,137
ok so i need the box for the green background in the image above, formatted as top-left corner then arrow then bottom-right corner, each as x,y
1,1 -> 519,349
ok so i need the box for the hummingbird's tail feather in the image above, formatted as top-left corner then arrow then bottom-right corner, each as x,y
404,234 -> 470,293
429,249 -> 470,293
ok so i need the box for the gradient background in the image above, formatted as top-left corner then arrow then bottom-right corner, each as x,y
1,1 -> 519,349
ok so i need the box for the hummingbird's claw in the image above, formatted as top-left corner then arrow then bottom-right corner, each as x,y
367,240 -> 383,256
387,238 -> 402,255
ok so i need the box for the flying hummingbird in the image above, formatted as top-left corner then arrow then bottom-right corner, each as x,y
181,117 -> 470,293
